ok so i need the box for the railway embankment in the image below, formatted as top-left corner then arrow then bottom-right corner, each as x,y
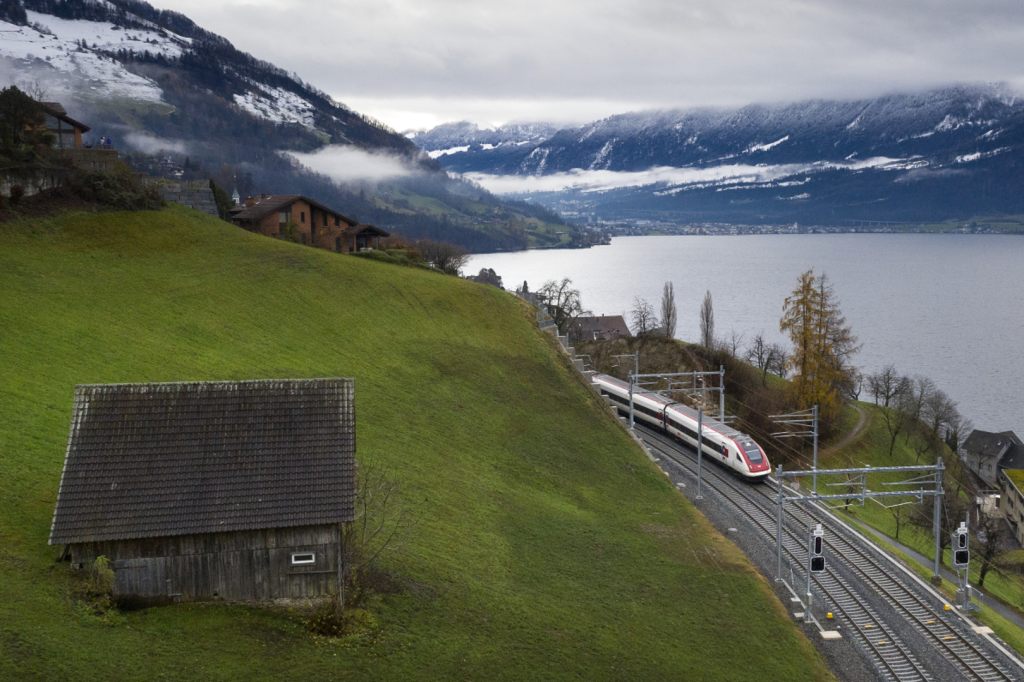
0,206 -> 832,680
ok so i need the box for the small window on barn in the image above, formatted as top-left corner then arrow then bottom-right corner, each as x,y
323,213 -> 328,226
300,211 -> 306,223
279,210 -> 288,228
291,552 -> 316,566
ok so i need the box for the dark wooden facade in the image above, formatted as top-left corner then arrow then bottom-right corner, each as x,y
50,379 -> 356,604
70,525 -> 342,602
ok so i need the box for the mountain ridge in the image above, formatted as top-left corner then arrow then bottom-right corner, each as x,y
416,84 -> 1024,227
0,0 -> 579,251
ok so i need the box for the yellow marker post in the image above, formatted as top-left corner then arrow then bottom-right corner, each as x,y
826,612 -> 834,620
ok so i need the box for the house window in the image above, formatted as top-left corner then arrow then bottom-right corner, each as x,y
300,211 -> 305,223
335,237 -> 342,252
290,552 -> 316,566
279,210 -> 288,228
323,213 -> 328,226
334,217 -> 340,227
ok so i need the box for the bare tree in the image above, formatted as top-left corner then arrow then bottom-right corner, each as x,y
631,296 -> 659,336
538,278 -> 585,334
415,239 -> 469,275
974,510 -> 1010,588
341,459 -> 417,608
879,375 -> 912,457
867,365 -> 903,407
725,329 -> 745,357
746,333 -> 772,383
767,343 -> 789,378
747,334 -> 789,385
843,369 -> 864,401
660,281 -> 677,338
699,290 -> 715,349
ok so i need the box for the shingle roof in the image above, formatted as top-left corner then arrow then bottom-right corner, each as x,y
50,379 -> 355,545
39,100 -> 91,132
963,429 -> 1021,461
231,195 -> 357,225
571,315 -> 632,340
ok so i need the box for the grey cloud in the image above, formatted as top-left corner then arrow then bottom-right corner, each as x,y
284,145 -> 418,184
155,1 -> 1024,125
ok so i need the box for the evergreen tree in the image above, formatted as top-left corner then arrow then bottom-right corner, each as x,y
779,270 -> 859,431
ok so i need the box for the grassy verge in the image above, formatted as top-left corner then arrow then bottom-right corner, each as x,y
0,206 -> 831,679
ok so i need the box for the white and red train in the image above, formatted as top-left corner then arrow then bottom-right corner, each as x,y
592,373 -> 771,481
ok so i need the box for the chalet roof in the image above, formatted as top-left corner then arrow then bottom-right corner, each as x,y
50,379 -> 356,545
571,315 -> 632,340
231,195 -> 357,225
346,223 -> 389,237
39,100 -> 91,133
963,429 -> 1022,462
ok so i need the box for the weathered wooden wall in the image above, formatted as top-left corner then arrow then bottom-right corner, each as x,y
70,524 -> 342,602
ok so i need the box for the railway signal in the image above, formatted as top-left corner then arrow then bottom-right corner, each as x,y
810,524 -> 825,573
952,522 -> 970,568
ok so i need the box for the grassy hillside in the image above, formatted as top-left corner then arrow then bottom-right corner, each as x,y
0,207 -> 830,680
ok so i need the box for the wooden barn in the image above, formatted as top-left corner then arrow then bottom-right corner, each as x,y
49,378 -> 356,604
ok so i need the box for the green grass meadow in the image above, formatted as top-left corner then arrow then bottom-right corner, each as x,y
0,207 -> 831,679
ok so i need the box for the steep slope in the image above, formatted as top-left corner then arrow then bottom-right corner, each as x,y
0,0 -> 576,250
0,207 -> 831,679
421,85 -> 1024,226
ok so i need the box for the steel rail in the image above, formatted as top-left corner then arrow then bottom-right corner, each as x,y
636,422 -> 1017,681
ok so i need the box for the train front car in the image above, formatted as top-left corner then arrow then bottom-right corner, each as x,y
732,436 -> 771,481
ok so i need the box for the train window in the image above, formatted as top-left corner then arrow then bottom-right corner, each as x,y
741,441 -> 764,463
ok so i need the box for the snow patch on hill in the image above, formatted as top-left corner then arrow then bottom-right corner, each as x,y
0,15 -> 166,102
744,135 -> 789,153
427,145 -> 470,158
233,85 -> 316,127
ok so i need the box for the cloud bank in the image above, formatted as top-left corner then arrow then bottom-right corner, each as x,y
468,157 -> 912,194
284,145 -> 417,184
123,132 -> 188,155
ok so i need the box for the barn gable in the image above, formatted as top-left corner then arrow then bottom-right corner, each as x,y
50,378 -> 356,546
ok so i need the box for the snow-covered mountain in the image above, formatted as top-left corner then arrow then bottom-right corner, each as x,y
419,86 -> 1024,226
0,0 -> 575,251
406,121 -> 559,159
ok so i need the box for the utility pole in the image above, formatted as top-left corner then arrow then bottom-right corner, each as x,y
612,352 -> 639,429
933,457 -> 945,581
719,365 -> 725,420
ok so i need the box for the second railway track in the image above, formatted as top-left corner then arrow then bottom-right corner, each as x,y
635,423 -> 1020,682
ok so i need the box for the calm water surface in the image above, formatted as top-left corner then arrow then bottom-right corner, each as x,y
468,234 -> 1024,437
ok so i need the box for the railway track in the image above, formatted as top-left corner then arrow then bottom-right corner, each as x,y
636,423 -> 1019,682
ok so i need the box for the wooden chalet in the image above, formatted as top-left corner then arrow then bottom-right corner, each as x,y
229,194 -> 389,253
49,379 -> 356,603
39,101 -> 90,150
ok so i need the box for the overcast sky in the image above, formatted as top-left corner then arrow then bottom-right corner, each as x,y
154,0 -> 1024,131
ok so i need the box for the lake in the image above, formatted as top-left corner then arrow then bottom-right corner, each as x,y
467,234 -> 1024,438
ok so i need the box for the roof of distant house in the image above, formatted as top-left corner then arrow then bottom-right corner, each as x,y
49,378 -> 356,545
572,315 -> 632,339
231,194 -> 357,225
39,100 -> 91,132
963,429 -> 1022,461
